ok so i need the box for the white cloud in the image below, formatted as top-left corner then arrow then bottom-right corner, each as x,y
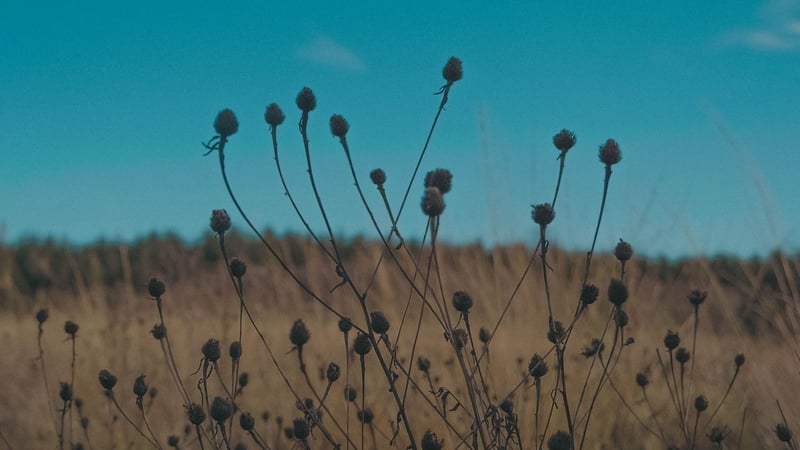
296,36 -> 365,71
717,0 -> 800,51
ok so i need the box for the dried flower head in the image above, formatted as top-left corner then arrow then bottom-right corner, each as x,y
452,328 -> 468,349
214,109 -> 239,137
528,354 -> 549,378
479,327 -> 491,344
357,408 -> 375,424
167,435 -> 179,447
421,430 -> 444,450
344,385 -> 357,402
353,332 -> 372,356
98,369 -> 117,390
151,323 -> 167,340
547,430 -> 573,450
581,339 -> 605,358
664,330 -> 680,350
707,426 -> 730,444
599,138 -> 621,165
229,341 -> 242,360
210,209 -> 231,235
417,356 -> 431,373
147,278 -> 166,298
59,382 -> 73,402
636,372 -> 649,388
532,203 -> 555,226
210,396 -> 233,422
370,168 -> 386,186
614,239 -> 633,262
694,395 -> 708,412
688,290 -> 707,306
734,353 -> 745,368
421,187 -> 445,217
553,129 -> 576,153
187,402 -> 206,425
133,374 -> 148,398
547,321 -> 566,344
36,308 -> 49,324
202,338 -> 221,363
293,418 -> 310,440
230,258 -> 247,278
338,317 -> 353,334
370,311 -> 390,335
295,87 -> 316,112
326,362 -> 340,383
776,423 -> 793,442
580,284 -> 599,306
290,319 -> 310,347
607,278 -> 629,306
329,114 -> 349,138
265,103 -> 285,127
64,320 -> 79,336
500,399 -> 514,415
442,57 -> 463,83
615,309 -> 629,328
452,291 -> 474,313
675,347 -> 691,364
240,412 -> 255,431
238,372 -> 249,388
424,168 -> 453,194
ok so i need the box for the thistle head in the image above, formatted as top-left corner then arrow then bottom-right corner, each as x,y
265,103 -> 285,127
296,87 -> 316,112
532,203 -> 555,226
329,114 -> 349,138
442,56 -> 463,84
290,319 -> 310,348
214,109 -> 238,138
599,139 -> 621,166
424,168 -> 453,194
210,209 -> 231,235
553,129 -> 576,153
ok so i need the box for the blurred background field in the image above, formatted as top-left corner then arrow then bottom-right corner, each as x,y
1,232 -> 798,448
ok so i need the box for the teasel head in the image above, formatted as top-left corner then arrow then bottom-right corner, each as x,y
615,309 -> 629,328
421,187 -> 445,217
479,327 -> 491,344
338,317 -> 353,334
187,403 -> 206,425
64,320 -> 79,336
664,330 -> 680,351
329,114 -> 349,139
59,382 -> 73,402
546,430 -> 573,450
528,354 -> 549,378
451,328 -> 468,349
239,411 -> 255,431
614,239 -> 633,262
369,311 -> 390,335
370,168 -> 387,187
599,138 -> 621,166
353,332 -> 372,356
35,308 -> 49,325
547,321 -> 566,344
265,103 -> 285,129
675,347 -> 691,364
295,87 -> 316,113
776,423 -> 793,443
214,109 -> 238,138
147,277 -> 166,299
357,408 -> 375,424
734,353 -> 745,369
133,374 -> 148,399
442,56 -> 463,84
607,278 -> 629,306
580,284 -> 599,306
553,129 -> 576,153
292,418 -> 310,440
230,258 -> 247,278
210,396 -> 233,423
694,395 -> 708,412
531,203 -> 555,227
635,372 -> 649,388
421,430 -> 444,450
98,369 -> 117,391
210,209 -> 231,236
688,289 -> 707,307
452,290 -> 474,314
425,168 -> 453,194
229,341 -> 242,360
417,356 -> 431,373
344,385 -> 357,403
290,319 -> 310,348
326,362 -> 340,383
151,323 -> 166,340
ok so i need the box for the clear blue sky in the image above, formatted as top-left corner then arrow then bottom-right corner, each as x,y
2,1 -> 799,259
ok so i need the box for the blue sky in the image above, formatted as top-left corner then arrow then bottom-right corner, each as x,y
2,1 -> 799,259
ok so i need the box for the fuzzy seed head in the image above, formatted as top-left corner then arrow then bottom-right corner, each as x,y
734,353 -> 745,368
417,356 -> 431,373
547,431 -> 573,450
694,395 -> 708,412
553,129 -> 576,153
151,323 -> 167,340
353,332 -> 372,356
292,418 -> 310,440
329,114 -> 349,138
147,278 -> 166,298
202,338 -> 221,363
421,187 -> 445,217
326,362 -> 340,383
532,203 -> 555,226
230,258 -> 247,278
614,239 -> 633,262
599,139 -> 621,165
36,308 -> 49,324
265,103 -> 285,127
528,354 -> 549,378
210,209 -> 231,235
636,372 -> 649,388
581,284 -> 599,306
240,412 -> 255,431
452,291 -> 474,313
187,402 -> 206,425
442,56 -> 463,83
664,330 -> 680,350
607,278 -> 629,306
370,168 -> 386,186
675,347 -> 691,364
290,319 -> 310,347
229,341 -> 242,360
615,309 -> 629,328
424,168 -> 453,194
210,396 -> 233,422
338,317 -> 353,334
59,382 -> 72,402
421,430 -> 444,450
99,369 -> 117,390
133,374 -> 148,398
214,109 -> 238,137
688,289 -> 707,306
64,320 -> 79,336
370,311 -> 390,335
479,327 -> 491,344
776,423 -> 793,442
295,87 -> 316,112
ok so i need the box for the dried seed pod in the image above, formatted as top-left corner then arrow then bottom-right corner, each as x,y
210,397 -> 233,422
202,339 -> 221,363
265,103 -> 285,127
599,139 -> 621,165
442,57 -> 463,83
147,278 -> 166,298
290,319 -> 310,347
98,369 -> 117,391
553,129 -> 576,153
210,209 -> 231,235
214,109 -> 238,137
353,333 -> 372,356
295,87 -> 316,113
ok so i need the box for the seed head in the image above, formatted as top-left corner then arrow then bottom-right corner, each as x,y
599,139 -> 621,165
688,290 -> 707,306
607,278 -> 629,306
357,408 -> 374,424
265,103 -> 285,127
707,426 -> 730,444
133,374 -> 148,398
547,430 -> 573,450
421,187 -> 445,217
64,320 -> 79,336
675,347 -> 691,364
202,338 -> 221,363
99,369 -> 117,390
240,412 -> 255,431
479,327 -> 491,344
580,284 -> 599,306
295,87 -> 316,112
776,423 -> 793,442
451,329 -> 468,349
452,291 -> 474,313
230,258 -> 247,278
167,435 -> 179,447
36,308 -> 49,324
614,239 -> 633,262
329,114 -> 349,138
290,319 -> 310,347
417,356 -> 431,373
187,402 -> 206,425
370,311 -> 390,335
344,385 -> 357,402
151,323 -> 167,340
229,341 -> 242,360
147,278 -> 166,298
370,168 -> 386,186
338,317 -> 353,334
424,168 -> 453,194
239,372 -> 249,388
694,395 -> 708,412
734,353 -> 745,368
442,56 -> 463,84
532,203 -> 555,226
214,109 -> 238,137
210,209 -> 231,235
581,339 -> 605,358
326,362 -> 340,383
615,309 -> 629,328
547,321 -> 566,344
421,430 -> 444,450
636,372 -> 649,388
353,333 -> 372,355
528,354 -> 549,378
210,396 -> 233,422
664,330 -> 680,350
59,382 -> 73,402
553,129 -> 576,153
293,418 -> 310,440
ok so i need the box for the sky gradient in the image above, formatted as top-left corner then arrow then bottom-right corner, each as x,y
2,1 -> 799,259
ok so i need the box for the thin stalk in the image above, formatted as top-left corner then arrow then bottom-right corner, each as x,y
37,322 -> 58,437
107,392 -> 159,448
